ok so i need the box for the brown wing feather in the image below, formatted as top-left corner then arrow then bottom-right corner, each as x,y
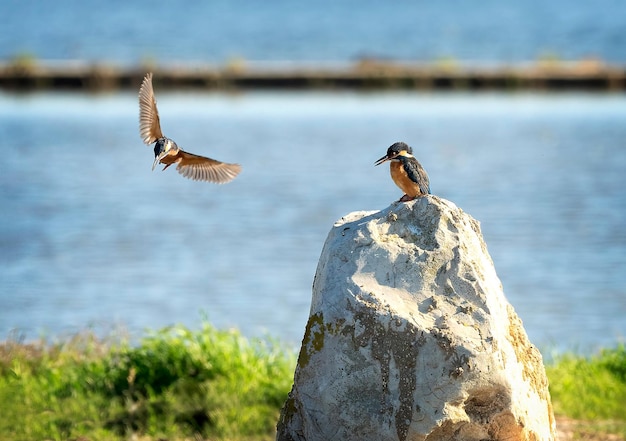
176,150 -> 241,184
138,72 -> 164,144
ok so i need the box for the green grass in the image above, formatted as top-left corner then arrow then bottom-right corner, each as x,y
545,344 -> 626,438
0,322 -> 624,441
0,323 -> 295,441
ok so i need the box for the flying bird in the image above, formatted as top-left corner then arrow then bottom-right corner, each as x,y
375,141 -> 430,202
138,72 -> 241,183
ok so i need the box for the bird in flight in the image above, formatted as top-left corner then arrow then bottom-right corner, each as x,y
138,72 -> 241,183
375,141 -> 430,202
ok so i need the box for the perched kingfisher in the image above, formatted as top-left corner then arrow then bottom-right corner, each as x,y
138,72 -> 241,183
374,141 -> 430,202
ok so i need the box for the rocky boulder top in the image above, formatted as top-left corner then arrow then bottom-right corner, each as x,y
277,196 -> 556,441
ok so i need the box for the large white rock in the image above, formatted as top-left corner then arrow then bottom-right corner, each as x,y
277,196 -> 556,441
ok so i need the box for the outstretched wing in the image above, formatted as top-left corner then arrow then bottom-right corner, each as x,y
176,150 -> 242,184
138,72 -> 164,144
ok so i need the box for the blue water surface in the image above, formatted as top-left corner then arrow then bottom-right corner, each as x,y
2,0 -> 626,64
0,91 -> 625,352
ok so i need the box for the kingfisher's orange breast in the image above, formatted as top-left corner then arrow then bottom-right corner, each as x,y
159,150 -> 183,166
390,161 -> 422,197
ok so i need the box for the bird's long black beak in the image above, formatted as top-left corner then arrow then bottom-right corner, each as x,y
374,154 -> 391,166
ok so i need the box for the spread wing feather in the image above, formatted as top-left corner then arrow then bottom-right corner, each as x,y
176,150 -> 242,184
138,73 -> 163,144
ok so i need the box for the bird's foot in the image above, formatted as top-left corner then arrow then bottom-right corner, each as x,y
398,194 -> 416,202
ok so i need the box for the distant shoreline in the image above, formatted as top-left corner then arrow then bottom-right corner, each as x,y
1,59 -> 625,91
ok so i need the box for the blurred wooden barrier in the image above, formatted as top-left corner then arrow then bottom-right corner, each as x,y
1,60 -> 624,91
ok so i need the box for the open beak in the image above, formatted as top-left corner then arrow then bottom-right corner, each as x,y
374,154 -> 388,166
152,150 -> 170,171
374,153 -> 394,166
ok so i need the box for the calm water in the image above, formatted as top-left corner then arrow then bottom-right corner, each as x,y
2,0 -> 626,64
0,91 -> 625,352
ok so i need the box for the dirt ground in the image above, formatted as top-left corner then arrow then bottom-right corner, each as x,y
557,417 -> 625,441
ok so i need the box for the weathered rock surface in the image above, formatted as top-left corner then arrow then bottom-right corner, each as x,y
277,196 -> 556,441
